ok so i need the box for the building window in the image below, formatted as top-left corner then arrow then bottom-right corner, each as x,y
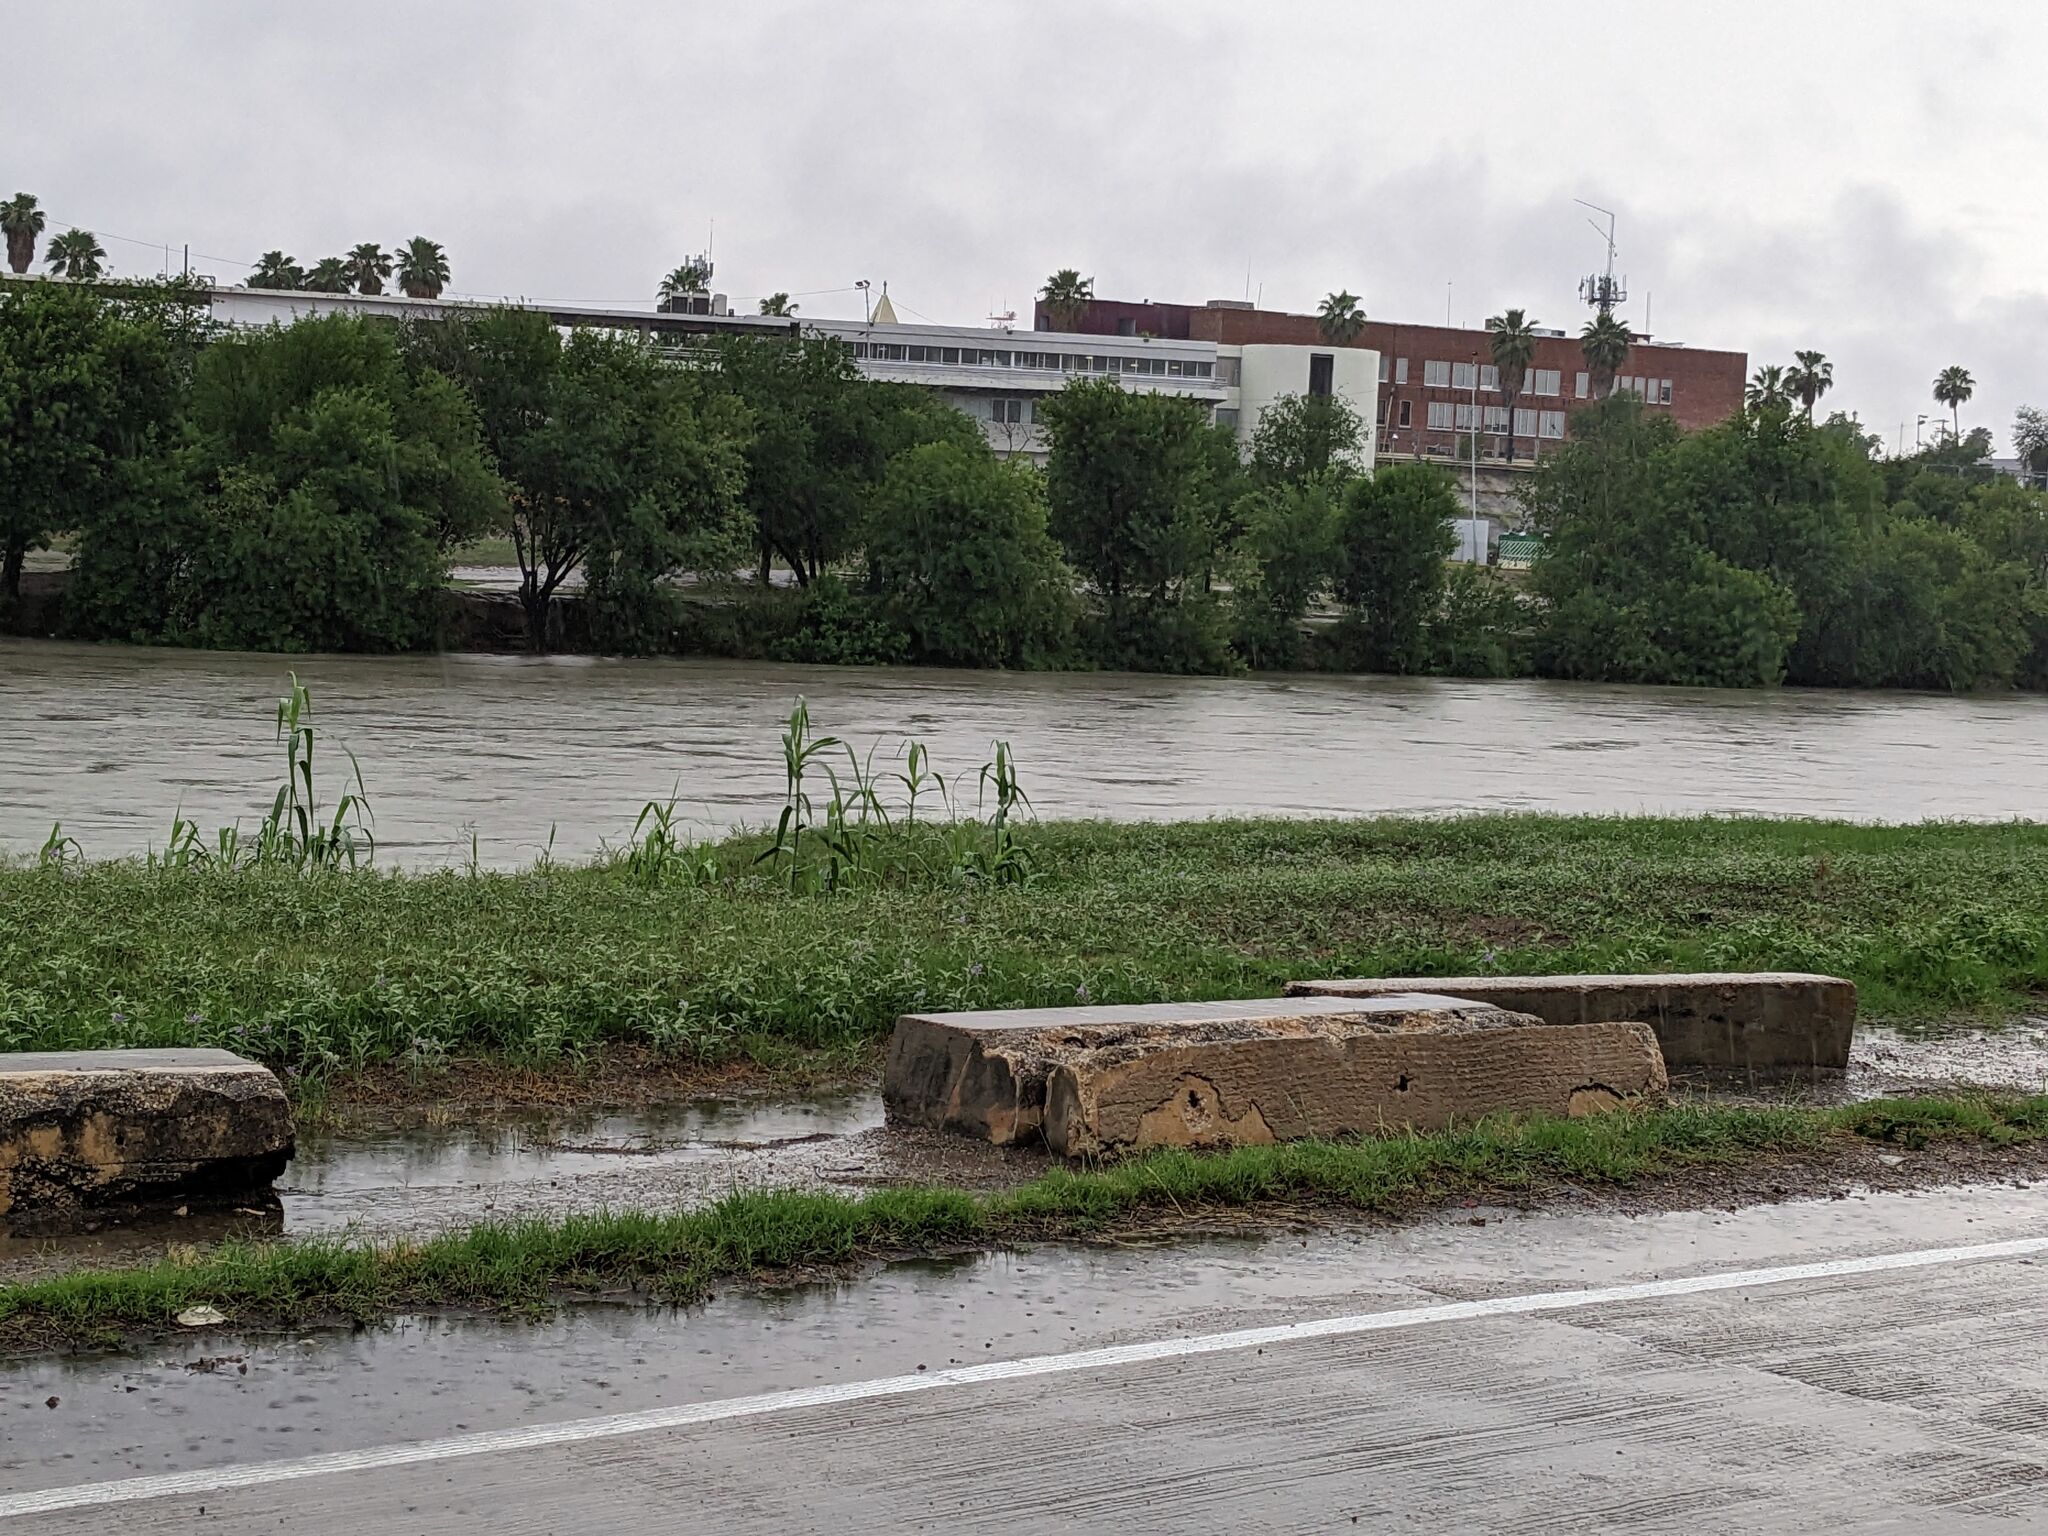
1539,410 -> 1566,439
1451,361 -> 1477,390
1427,401 -> 1454,429
1397,399 -> 1412,428
1527,368 -> 1562,397
1575,371 -> 1590,399
991,397 -> 1026,424
1308,353 -> 1335,396
1377,394 -> 1390,423
1483,405 -> 1510,434
1214,406 -> 1240,430
1480,364 -> 1500,391
1116,317 -> 1136,337
1513,407 -> 1539,437
1379,355 -> 1391,384
1660,379 -> 1673,404
1191,361 -> 1212,378
1423,360 -> 1451,388
1395,357 -> 1409,384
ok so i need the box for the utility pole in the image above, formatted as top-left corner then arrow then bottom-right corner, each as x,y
1470,351 -> 1480,514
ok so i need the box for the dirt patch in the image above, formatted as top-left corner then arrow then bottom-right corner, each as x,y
298,1047 -> 875,1119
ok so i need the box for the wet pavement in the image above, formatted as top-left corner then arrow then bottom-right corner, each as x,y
5,1178 -> 2047,1529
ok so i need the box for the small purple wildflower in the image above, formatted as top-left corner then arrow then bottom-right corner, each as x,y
1074,983 -> 1091,1004
110,1011 -> 127,1024
186,1012 -> 206,1026
968,963 -> 985,978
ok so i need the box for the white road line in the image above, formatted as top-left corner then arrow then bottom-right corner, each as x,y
6,1233 -> 2045,1519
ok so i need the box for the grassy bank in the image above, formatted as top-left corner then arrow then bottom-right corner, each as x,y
5,1094 -> 2043,1352
4,816 -> 2047,1076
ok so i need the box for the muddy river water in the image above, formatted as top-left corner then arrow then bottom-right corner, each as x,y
4,639 -> 2046,866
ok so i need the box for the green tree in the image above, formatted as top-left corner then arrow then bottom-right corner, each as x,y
1934,365 -> 1974,440
1226,476 -> 1338,669
2012,405 -> 2048,481
344,242 -> 392,296
0,280 -> 197,607
1316,290 -> 1366,344
1331,463 -> 1457,673
1785,350 -> 1833,420
758,292 -> 796,316
1485,307 -> 1538,464
1038,376 -> 1236,671
303,257 -> 351,293
1,192 -> 46,275
658,258 -> 712,312
44,229 -> 107,280
431,307 -> 753,650
1039,269 -> 1093,331
247,251 -> 304,290
1579,312 -> 1630,399
866,439 -> 1076,667
713,333 -> 969,589
1247,391 -> 1366,488
1745,364 -> 1790,413
395,237 -> 450,299
72,311 -> 499,651
1524,395 -> 1804,687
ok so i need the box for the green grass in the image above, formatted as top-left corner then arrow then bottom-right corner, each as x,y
5,1094 -> 2044,1352
3,815 -> 2047,1078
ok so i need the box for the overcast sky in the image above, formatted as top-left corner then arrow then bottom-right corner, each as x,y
7,1 -> 2042,453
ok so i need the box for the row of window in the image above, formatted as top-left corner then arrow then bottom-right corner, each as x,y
1421,401 -> 1568,439
1378,357 -> 1677,406
854,341 -> 1213,379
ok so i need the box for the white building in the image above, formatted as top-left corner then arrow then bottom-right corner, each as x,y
202,287 -> 1374,470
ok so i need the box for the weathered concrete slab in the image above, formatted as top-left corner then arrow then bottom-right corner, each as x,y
1284,973 -> 1855,1074
0,1049 -> 294,1232
885,996 -> 1666,1155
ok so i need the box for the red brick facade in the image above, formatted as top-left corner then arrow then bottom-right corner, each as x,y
1035,298 -> 1747,459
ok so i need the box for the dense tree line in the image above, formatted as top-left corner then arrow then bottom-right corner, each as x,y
4,278 -> 2044,690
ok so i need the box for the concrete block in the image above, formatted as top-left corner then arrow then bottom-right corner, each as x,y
1284,972 -> 1856,1074
884,996 -> 1667,1155
0,1049 -> 294,1231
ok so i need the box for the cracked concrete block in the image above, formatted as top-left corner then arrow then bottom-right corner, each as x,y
0,1049 -> 294,1232
1284,973 -> 1856,1074
884,995 -> 1667,1155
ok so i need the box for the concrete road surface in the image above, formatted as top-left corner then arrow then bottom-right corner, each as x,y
6,1179 -> 2048,1532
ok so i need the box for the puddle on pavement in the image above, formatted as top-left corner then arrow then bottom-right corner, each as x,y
287,1089 -> 885,1205
6,1177 -> 2046,1497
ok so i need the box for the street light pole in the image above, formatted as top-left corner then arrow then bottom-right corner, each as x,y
1470,353 -> 1480,515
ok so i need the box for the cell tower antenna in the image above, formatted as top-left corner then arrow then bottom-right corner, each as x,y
1574,198 -> 1628,315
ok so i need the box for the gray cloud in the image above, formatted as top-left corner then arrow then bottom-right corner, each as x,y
4,0 -> 2041,449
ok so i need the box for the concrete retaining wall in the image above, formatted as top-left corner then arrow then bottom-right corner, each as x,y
1285,973 -> 1856,1074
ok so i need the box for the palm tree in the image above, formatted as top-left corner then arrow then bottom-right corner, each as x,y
1933,366 -> 1975,441
44,229 -> 107,280
1579,312 -> 1631,399
658,257 -> 713,313
2,192 -> 46,275
1039,268 -> 1093,331
394,236 -> 450,299
1485,307 -> 1538,464
343,242 -> 392,296
1745,365 -> 1790,413
303,257 -> 351,293
247,251 -> 304,290
1317,289 -> 1367,344
758,292 -> 796,316
1785,350 -> 1833,421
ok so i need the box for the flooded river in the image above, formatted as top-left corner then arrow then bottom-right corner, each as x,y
2,638 -> 2044,866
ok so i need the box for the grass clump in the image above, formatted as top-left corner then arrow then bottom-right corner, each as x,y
4,814 -> 2048,1079
5,1095 -> 2042,1354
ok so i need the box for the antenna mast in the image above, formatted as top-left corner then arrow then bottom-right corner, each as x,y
1575,199 -> 1628,316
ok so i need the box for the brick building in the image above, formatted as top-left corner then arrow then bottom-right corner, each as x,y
1035,296 -> 1746,461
